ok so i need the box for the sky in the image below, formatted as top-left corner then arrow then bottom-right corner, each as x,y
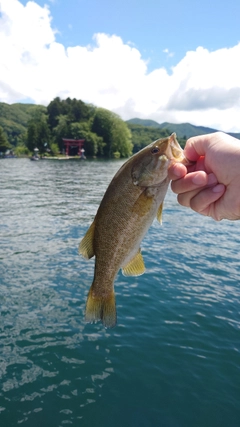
1,0 -> 240,132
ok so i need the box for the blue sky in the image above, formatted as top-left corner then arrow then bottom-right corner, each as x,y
20,0 -> 240,71
1,0 -> 240,131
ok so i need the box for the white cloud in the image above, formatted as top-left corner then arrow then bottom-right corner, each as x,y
163,48 -> 174,58
0,0 -> 240,132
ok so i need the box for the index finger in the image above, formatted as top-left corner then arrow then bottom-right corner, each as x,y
184,133 -> 216,161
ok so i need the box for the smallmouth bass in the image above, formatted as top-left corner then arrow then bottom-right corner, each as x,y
79,133 -> 187,328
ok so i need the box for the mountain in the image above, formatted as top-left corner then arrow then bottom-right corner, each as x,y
126,118 -> 240,140
0,102 -> 46,144
126,118 -> 161,128
157,122 -> 218,138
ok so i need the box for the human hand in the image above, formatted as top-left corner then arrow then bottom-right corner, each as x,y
168,132 -> 240,221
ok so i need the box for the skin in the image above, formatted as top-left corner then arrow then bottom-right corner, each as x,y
168,132 -> 240,221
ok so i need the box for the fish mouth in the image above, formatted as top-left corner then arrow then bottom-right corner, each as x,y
180,154 -> 194,166
169,133 -> 194,166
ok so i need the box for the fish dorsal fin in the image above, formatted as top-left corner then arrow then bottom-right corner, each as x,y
122,249 -> 146,277
79,221 -> 95,259
157,202 -> 163,224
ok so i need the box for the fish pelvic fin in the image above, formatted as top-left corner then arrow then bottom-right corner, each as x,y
122,249 -> 146,277
157,202 -> 163,224
79,221 -> 95,259
85,286 -> 117,328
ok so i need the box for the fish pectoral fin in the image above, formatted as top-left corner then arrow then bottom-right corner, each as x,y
122,250 -> 146,277
85,286 -> 117,328
157,202 -> 163,224
79,221 -> 95,259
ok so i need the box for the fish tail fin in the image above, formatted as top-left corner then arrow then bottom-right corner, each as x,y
85,285 -> 117,328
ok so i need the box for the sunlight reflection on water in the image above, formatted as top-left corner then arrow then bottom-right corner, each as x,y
1,158 -> 240,426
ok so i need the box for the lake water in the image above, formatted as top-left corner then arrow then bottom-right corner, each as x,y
0,158 -> 240,427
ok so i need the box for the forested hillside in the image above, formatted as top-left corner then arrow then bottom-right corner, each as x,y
127,118 -> 240,140
127,124 -> 186,152
0,102 -> 46,146
0,99 -> 133,158
2,100 -> 239,158
0,99 -> 185,158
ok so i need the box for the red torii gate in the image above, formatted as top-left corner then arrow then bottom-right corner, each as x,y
62,138 -> 85,156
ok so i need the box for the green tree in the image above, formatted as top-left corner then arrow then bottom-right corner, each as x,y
127,124 -> 170,153
92,108 -> 113,156
68,98 -> 92,122
70,122 -> 104,157
92,108 -> 132,158
16,131 -> 28,147
26,113 -> 51,153
52,115 -> 71,153
50,142 -> 59,156
47,97 -> 94,131
14,145 -> 30,157
47,97 -> 62,129
0,126 -> 11,152
70,121 -> 88,139
37,118 -> 51,153
0,102 -> 47,147
111,117 -> 133,157
26,122 -> 38,152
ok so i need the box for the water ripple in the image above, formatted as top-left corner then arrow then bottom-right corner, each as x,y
1,159 -> 240,426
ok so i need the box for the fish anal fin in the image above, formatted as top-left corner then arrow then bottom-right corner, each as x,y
122,250 -> 145,277
85,286 -> 117,328
157,202 -> 163,224
79,221 -> 95,259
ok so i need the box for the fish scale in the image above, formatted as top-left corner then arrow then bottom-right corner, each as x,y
79,133 -> 187,328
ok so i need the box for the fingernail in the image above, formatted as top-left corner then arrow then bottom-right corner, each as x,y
173,165 -> 184,177
192,173 -> 206,185
174,165 -> 183,178
212,184 -> 225,193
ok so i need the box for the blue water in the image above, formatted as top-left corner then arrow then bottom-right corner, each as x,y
0,158 -> 240,427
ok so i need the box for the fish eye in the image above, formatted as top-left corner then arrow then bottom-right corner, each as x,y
151,147 -> 160,154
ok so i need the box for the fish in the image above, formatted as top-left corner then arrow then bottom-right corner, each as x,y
79,133 -> 187,328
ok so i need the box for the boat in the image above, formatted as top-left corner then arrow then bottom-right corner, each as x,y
30,147 -> 40,161
3,150 -> 16,158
